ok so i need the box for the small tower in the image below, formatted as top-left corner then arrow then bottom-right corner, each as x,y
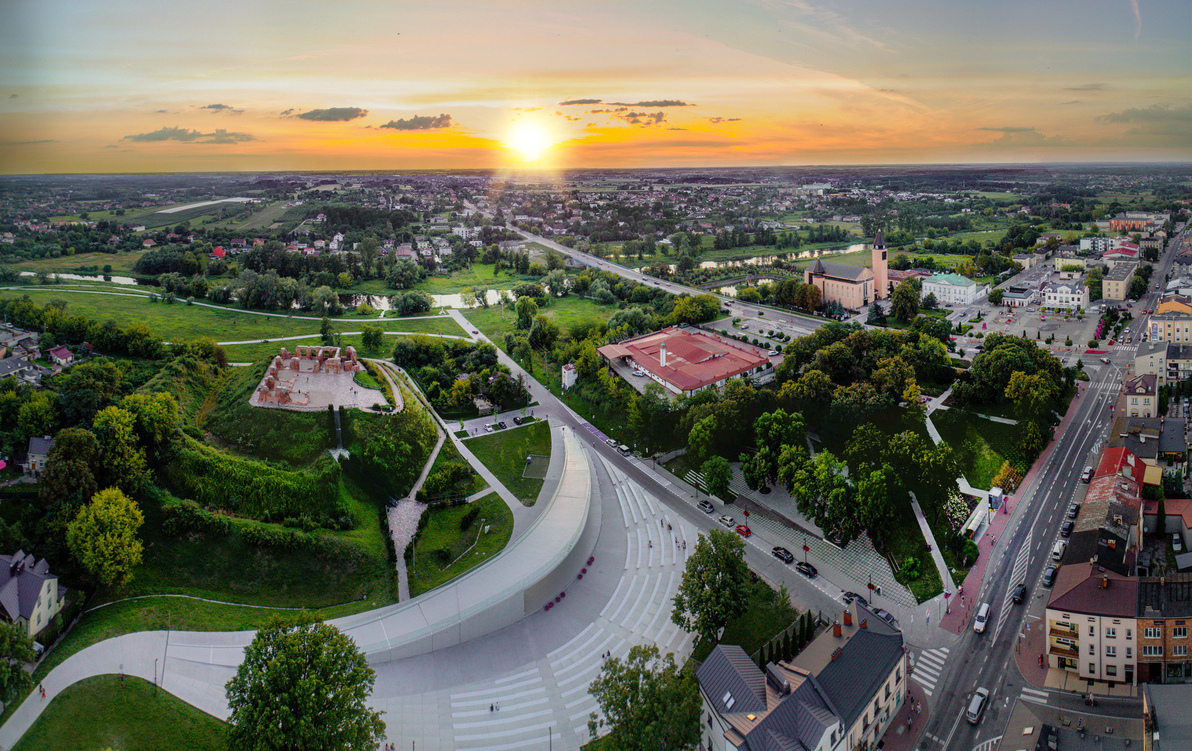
872,230 -> 889,299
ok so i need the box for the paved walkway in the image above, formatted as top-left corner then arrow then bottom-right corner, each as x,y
909,493 -> 957,593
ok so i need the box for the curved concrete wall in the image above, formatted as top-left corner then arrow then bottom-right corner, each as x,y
333,425 -> 597,664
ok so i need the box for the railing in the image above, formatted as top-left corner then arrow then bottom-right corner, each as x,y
1049,643 -> 1079,658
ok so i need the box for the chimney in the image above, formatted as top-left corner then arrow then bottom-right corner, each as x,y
843,610 -> 852,627
1103,576 -> 1110,589
831,647 -> 842,661
833,621 -> 842,637
860,618 -> 868,630
660,343 -> 667,368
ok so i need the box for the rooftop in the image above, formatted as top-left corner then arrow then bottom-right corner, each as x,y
597,327 -> 768,393
1137,573 -> 1192,618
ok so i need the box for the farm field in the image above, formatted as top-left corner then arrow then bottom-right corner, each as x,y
3,249 -> 148,275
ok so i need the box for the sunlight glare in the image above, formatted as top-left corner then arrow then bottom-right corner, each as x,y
506,120 -> 556,162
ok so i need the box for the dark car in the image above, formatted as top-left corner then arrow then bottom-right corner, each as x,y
1061,520 -> 1074,538
842,591 -> 868,607
513,416 -> 523,425
1042,565 -> 1058,587
1066,503 -> 1080,520
772,547 -> 794,564
795,561 -> 817,578
697,500 -> 715,514
1012,583 -> 1027,604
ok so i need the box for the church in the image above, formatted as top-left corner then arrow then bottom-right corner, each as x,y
803,231 -> 889,310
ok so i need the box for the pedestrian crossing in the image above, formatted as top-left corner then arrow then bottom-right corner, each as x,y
683,469 -> 750,499
994,532 -> 1032,638
910,647 -> 949,697
1019,686 -> 1049,705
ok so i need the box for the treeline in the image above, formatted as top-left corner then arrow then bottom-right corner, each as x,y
393,336 -> 529,415
0,295 -> 165,360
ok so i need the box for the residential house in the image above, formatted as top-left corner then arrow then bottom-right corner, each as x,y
0,550 -> 66,639
1134,341 -> 1169,386
48,346 -> 73,367
1124,374 -> 1158,418
20,436 -> 53,475
696,602 -> 908,751
1136,575 -> 1192,684
1046,562 -> 1139,686
1043,281 -> 1089,310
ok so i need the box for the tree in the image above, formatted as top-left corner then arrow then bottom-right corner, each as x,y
225,613 -> 385,751
687,414 -> 717,463
67,487 -> 144,590
360,324 -> 384,353
866,301 -> 885,325
921,292 -> 939,311
988,288 -> 1004,305
37,427 -> 99,508
587,644 -> 699,751
856,465 -> 897,548
119,391 -> 179,449
91,406 -> 150,494
672,294 -> 720,324
701,456 -> 731,500
544,269 -> 569,297
515,296 -> 538,330
1005,370 -> 1058,419
0,623 -> 34,705
671,528 -> 751,645
891,280 -> 920,322
990,460 -> 1024,493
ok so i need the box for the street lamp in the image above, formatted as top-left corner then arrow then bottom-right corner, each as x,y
154,658 -> 158,696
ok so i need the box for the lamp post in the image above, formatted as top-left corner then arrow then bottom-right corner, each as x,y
154,658 -> 158,696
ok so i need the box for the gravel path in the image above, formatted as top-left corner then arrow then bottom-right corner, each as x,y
388,499 -> 426,600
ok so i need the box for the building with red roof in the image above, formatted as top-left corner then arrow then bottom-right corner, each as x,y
212,246 -> 226,259
598,327 -> 770,396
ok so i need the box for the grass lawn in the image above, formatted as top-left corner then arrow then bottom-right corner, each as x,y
419,263 -> 523,294
931,408 -> 1020,490
463,295 -> 618,342
424,439 -> 483,496
465,420 -> 552,506
4,249 -> 148,275
691,577 -> 800,662
408,492 -> 514,597
220,321 -> 466,362
886,502 -> 946,602
12,675 -> 225,751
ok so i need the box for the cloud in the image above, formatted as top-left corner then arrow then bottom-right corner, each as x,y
667,127 -> 688,131
1063,83 -> 1106,92
379,113 -> 454,130
202,103 -> 243,115
976,126 -> 1037,133
612,100 -> 692,108
977,127 -> 1072,148
8,94 -> 16,99
0,139 -> 58,145
589,107 -> 628,114
280,108 -> 295,117
154,109 -> 169,114
564,115 -> 581,122
617,110 -> 666,127
121,126 -> 256,144
295,107 -> 369,121
1129,0 -> 1141,39
1098,103 -> 1191,138
559,98 -> 602,106
709,117 -> 741,124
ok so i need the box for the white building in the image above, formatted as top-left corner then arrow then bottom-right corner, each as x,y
1043,281 -> 1089,310
921,273 -> 985,306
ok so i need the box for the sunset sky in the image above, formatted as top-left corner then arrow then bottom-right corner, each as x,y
1,0 -> 1189,173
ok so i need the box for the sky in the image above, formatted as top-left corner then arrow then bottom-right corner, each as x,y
1,0 -> 1189,173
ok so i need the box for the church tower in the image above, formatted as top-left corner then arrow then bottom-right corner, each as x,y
872,230 -> 889,299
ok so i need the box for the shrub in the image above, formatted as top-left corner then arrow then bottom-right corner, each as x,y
460,505 -> 481,531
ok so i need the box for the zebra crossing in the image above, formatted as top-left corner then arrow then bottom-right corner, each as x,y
683,468 -> 750,499
443,455 -> 697,749
910,647 -> 950,697
994,532 -> 1033,639
1019,686 -> 1049,705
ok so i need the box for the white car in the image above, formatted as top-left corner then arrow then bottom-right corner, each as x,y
718,515 -> 734,528
973,603 -> 990,634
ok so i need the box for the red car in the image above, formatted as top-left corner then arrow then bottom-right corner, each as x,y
736,524 -> 752,538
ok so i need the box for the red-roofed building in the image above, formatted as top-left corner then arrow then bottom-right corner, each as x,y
212,246 -> 226,259
48,346 -> 73,367
598,327 -> 770,396
1096,447 -> 1147,487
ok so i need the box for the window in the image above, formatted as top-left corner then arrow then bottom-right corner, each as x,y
1146,627 -> 1162,639
1175,646 -> 1189,657
1107,665 -> 1117,677
1089,663 -> 1096,674
1143,645 -> 1163,657
1106,646 -> 1117,657
1089,626 -> 1096,636
1128,629 -> 1133,639
1106,628 -> 1117,638
1175,627 -> 1188,639
1127,647 -> 1133,659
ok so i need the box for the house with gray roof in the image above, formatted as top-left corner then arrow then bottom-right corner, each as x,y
0,550 -> 65,639
696,602 -> 908,751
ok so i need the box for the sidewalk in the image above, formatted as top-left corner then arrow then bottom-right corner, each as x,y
938,382 -> 1087,635
878,680 -> 932,751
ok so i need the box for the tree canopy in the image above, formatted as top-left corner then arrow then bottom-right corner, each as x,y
671,528 -> 751,645
587,644 -> 700,751
225,614 -> 386,751
67,487 -> 145,590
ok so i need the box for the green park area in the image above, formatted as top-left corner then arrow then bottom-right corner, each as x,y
465,420 -> 552,505
408,492 -> 514,597
931,409 -> 1021,490
12,675 -> 226,751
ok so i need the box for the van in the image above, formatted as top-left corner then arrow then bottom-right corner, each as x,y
973,603 -> 991,634
618,444 -> 631,457
1051,541 -> 1067,561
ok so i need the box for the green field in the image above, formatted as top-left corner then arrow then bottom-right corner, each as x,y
420,263 -> 524,294
220,321 -> 468,362
408,492 -> 514,596
931,408 -> 1020,490
13,675 -> 225,751
465,420 -> 552,505
463,294 -> 617,342
3,249 -> 148,275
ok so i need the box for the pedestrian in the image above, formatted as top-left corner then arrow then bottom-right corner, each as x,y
496,702 -> 500,711
648,540 -> 652,548
39,684 -> 44,699
490,703 -> 494,712
683,540 -> 686,550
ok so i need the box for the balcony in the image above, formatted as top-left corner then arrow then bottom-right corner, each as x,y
1050,626 -> 1078,639
1049,643 -> 1079,659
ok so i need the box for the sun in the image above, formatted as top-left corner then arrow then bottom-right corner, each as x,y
505,120 -> 556,162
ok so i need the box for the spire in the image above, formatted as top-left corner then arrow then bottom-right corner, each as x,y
873,229 -> 885,249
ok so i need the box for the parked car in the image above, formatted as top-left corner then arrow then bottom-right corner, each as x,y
973,603 -> 991,633
1174,533 -> 1185,554
1066,503 -> 1080,520
842,591 -> 868,607
1061,520 -> 1074,538
1081,466 -> 1094,483
718,515 -> 734,528
1100,357 -> 1111,364
1051,541 -> 1067,561
795,561 -> 817,578
872,608 -> 897,627
767,350 -> 779,357
736,524 -> 752,538
771,546 -> 794,564
618,444 -> 630,456
1042,565 -> 1058,587
697,500 -> 715,514
513,416 -> 523,425
1012,583 -> 1027,604
966,688 -> 990,724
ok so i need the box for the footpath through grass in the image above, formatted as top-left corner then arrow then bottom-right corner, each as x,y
465,420 -> 552,506
12,674 -> 225,751
408,492 -> 514,597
